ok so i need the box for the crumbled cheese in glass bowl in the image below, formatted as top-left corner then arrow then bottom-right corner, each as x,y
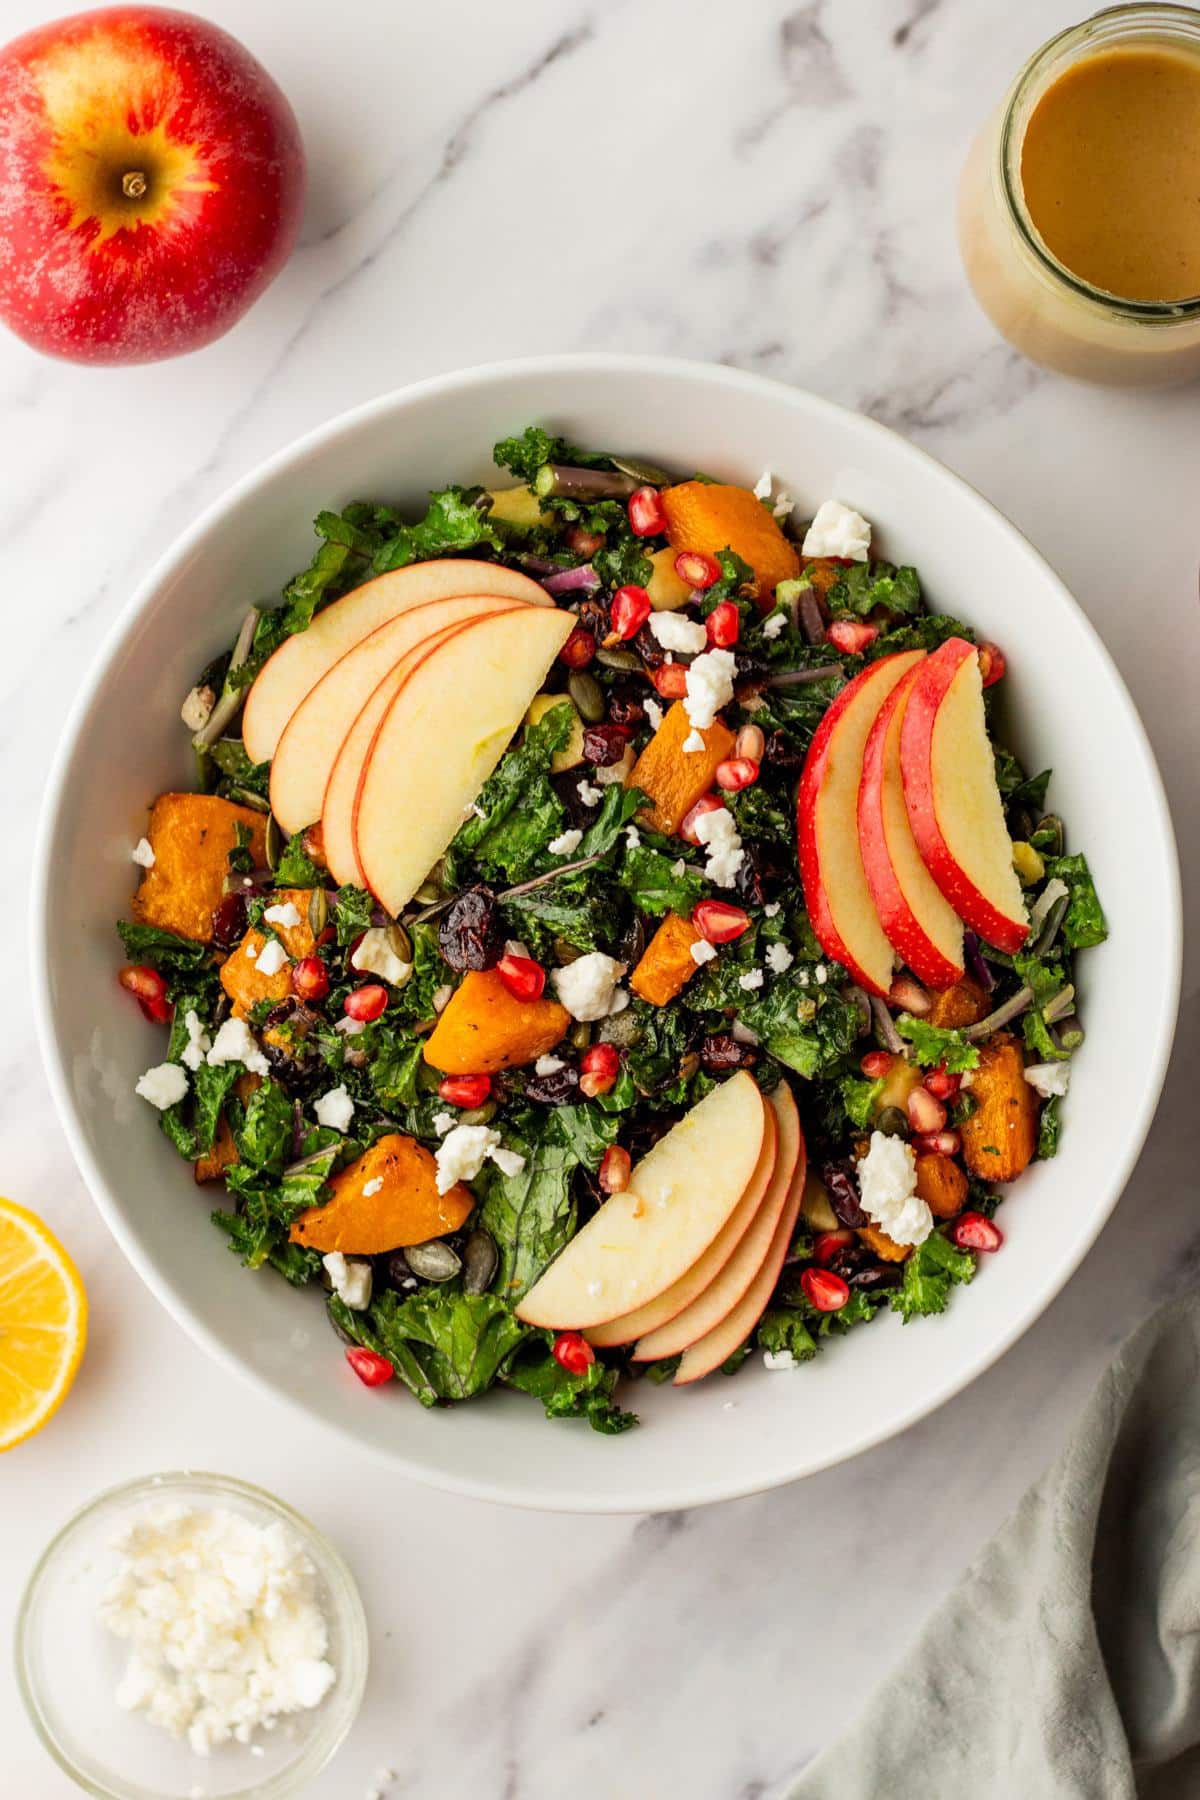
16,1471 -> 367,1799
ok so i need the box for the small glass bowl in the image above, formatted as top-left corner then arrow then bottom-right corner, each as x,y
15,1471 -> 368,1800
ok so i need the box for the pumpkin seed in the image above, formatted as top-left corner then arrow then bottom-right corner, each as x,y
610,453 -> 674,487
307,888 -> 329,939
462,1228 -> 499,1296
405,1239 -> 462,1282
678,1051 -> 701,1083
569,1019 -> 592,1051
458,1100 -> 497,1126
567,670 -> 605,723
875,1106 -> 909,1139
554,938 -> 584,966
619,915 -> 646,967
265,815 -> 284,872
599,1009 -> 642,1048
595,646 -> 642,672
386,921 -> 413,964
1033,813 -> 1065,857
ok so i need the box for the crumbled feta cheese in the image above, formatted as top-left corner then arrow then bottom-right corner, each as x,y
762,612 -> 786,640
648,611 -> 707,654
644,697 -> 665,732
207,1018 -> 269,1077
552,952 -> 628,1021
797,967 -> 811,986
135,1062 -> 188,1110
625,825 -> 641,849
179,1010 -> 211,1072
772,490 -> 794,521
765,943 -> 794,975
432,1111 -> 456,1137
534,1056 -> 565,1076
857,1131 -> 933,1246
671,858 -> 688,877
684,648 -> 736,731
595,747 -> 635,785
322,1252 -> 372,1311
763,901 -> 782,917
362,1177 -> 384,1197
132,837 -> 156,868
815,964 -> 828,985
244,938 -> 259,960
682,729 -> 706,754
1024,1061 -> 1071,1099
692,805 -> 744,887
576,778 -> 603,807
335,1016 -> 365,1037
763,1349 -> 797,1371
255,938 -> 289,978
432,983 -> 454,1014
351,928 -> 412,987
434,1124 -> 500,1193
263,901 -> 301,930
738,968 -> 764,991
802,499 -> 871,561
690,938 -> 718,965
548,828 -> 583,856
314,1085 -> 355,1133
97,1502 -> 335,1755
753,469 -> 773,500
489,1145 -> 527,1178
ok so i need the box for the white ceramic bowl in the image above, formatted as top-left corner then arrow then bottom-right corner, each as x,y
32,355 -> 1180,1513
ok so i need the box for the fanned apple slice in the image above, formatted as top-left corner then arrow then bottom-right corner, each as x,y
674,1125 -> 808,1386
634,1085 -> 803,1363
271,593 -> 527,836
858,662 -> 965,988
355,605 -> 574,916
515,1073 -> 766,1330
797,650 -> 926,996
242,559 -> 548,765
585,1100 -> 779,1350
900,637 -> 1029,954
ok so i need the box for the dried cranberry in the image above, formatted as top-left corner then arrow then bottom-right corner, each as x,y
583,723 -> 632,767
575,597 -> 610,641
846,1261 -> 903,1292
632,622 -> 668,670
211,891 -> 248,949
385,1250 -> 414,1288
734,842 -> 788,908
524,1064 -> 580,1106
824,1239 -> 874,1281
606,685 -> 646,728
439,885 -> 503,972
551,771 -> 601,830
822,1160 -> 869,1229
764,729 -> 805,773
700,1033 -> 757,1074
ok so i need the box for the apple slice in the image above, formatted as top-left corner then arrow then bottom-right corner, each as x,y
355,605 -> 574,915
585,1099 -> 779,1350
900,638 -> 1029,954
797,650 -> 926,996
270,593 -> 527,835
674,1122 -> 808,1386
242,559 -> 548,765
515,1073 -> 766,1330
633,1085 -> 803,1363
858,662 -> 965,988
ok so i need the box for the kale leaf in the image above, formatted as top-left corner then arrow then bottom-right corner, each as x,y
478,1105 -> 618,1300
233,1078 -> 295,1174
1045,854 -> 1108,949
117,921 -> 214,986
492,428 -> 612,484
274,832 -> 325,887
889,1229 -> 976,1321
740,977 -> 861,1082
207,738 -> 269,801
369,487 -> 503,574
333,885 -> 375,947
216,1147 -> 338,1271
895,1015 -> 981,1072
1037,1096 -> 1062,1160
449,703 -> 571,882
827,562 -> 922,620
350,1287 -> 530,1403
504,1337 -> 636,1433
619,845 -> 705,918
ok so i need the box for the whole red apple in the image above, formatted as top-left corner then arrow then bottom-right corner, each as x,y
0,5 -> 305,364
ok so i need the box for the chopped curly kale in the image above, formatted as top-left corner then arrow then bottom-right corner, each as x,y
1045,853 -> 1108,949
332,884 -> 374,947
827,561 -> 922,619
891,1230 -> 976,1321
274,831 -> 325,887
619,844 -> 705,917
216,1146 -> 339,1272
477,1106 -> 614,1301
448,702 -> 571,882
895,1015 -> 981,1072
504,1336 -> 637,1433
492,427 -> 613,484
1037,1096 -> 1062,1160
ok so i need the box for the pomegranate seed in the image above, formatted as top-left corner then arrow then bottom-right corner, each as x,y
714,756 -> 759,792
705,600 -> 740,647
291,954 -> 330,1002
609,584 -> 652,642
679,794 -> 726,844
952,1211 -> 1004,1253
735,724 -> 765,762
439,1073 -> 492,1108
913,1129 -> 963,1157
627,486 -> 667,536
652,662 -> 689,699
552,1331 -> 596,1375
814,1229 -> 855,1266
674,549 -> 721,589
598,1144 -> 632,1194
692,898 -> 751,944
978,643 -> 1006,688
924,1064 -> 961,1101
567,524 -> 605,557
559,625 -> 596,669
496,953 -> 545,1002
118,964 -> 173,1023
801,1267 -> 850,1312
860,1050 -> 894,1079
345,1347 -> 394,1386
826,618 -> 879,655
344,983 -> 387,1023
579,1042 -> 620,1097
889,975 -> 931,1015
907,1086 -> 948,1134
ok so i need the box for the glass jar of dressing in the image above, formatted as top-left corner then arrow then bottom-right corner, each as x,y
959,5 -> 1200,385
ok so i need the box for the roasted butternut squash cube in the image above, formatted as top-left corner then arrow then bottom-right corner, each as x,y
131,794 -> 268,944
422,969 -> 570,1074
960,1031 -> 1040,1183
220,928 -> 291,1017
926,978 -> 990,1029
661,481 -> 800,601
289,1133 -> 474,1254
631,913 -> 705,1006
914,1152 -> 968,1220
857,1221 -> 912,1263
629,701 -> 735,836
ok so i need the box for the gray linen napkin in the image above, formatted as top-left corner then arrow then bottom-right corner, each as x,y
787,1293 -> 1200,1799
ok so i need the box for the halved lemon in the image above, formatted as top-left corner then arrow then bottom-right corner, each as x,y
0,1198 -> 87,1451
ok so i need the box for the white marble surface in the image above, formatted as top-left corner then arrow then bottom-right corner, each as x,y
2,0 -> 1197,1794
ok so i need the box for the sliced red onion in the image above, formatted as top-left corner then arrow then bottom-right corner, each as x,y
870,994 -> 905,1054
517,553 -> 562,576
962,931 -> 995,991
540,563 -> 599,597
846,984 -> 873,1036
965,985 -> 1033,1039
798,589 -> 825,644
763,664 -> 842,688
192,608 -> 259,749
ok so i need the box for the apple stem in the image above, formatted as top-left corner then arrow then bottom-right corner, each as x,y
122,171 -> 148,199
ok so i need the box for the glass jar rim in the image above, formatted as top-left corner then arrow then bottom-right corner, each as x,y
998,3 -> 1200,321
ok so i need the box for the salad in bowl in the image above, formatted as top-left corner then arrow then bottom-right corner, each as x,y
116,425 -> 1106,1436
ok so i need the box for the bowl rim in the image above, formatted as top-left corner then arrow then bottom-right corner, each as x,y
30,352 -> 1183,1513
13,1468 -> 368,1799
